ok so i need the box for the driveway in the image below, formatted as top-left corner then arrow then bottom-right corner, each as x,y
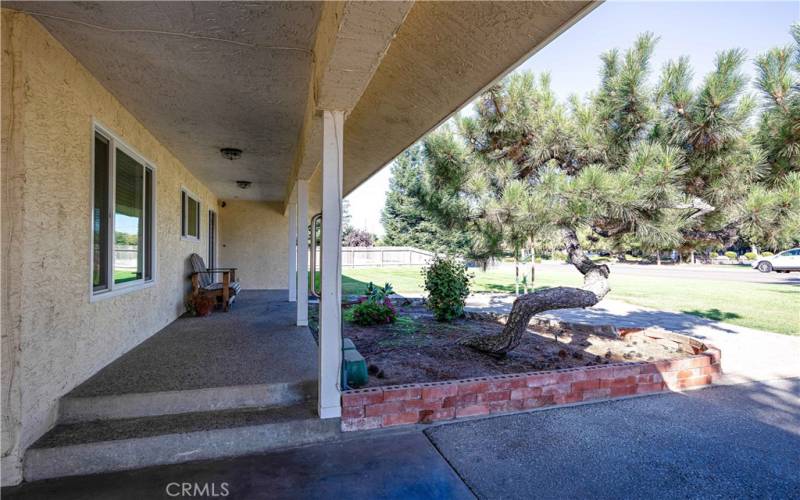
427,378 -> 800,500
466,295 -> 800,383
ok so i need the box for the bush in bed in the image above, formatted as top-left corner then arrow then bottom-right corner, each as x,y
422,255 -> 471,322
349,282 -> 396,326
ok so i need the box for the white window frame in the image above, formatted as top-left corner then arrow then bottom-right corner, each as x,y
90,121 -> 158,302
181,187 -> 201,241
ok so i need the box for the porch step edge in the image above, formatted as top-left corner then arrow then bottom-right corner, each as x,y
59,380 -> 317,423
25,406 -> 341,481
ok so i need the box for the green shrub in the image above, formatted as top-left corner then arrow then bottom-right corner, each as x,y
534,257 -> 542,263
551,251 -> 567,261
422,255 -> 471,322
724,251 -> 737,260
710,251 -> 719,258
346,282 -> 396,326
762,251 -> 774,257
350,300 -> 396,326
364,281 -> 393,304
744,252 -> 757,261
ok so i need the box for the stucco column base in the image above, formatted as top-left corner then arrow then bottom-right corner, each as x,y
318,405 -> 342,419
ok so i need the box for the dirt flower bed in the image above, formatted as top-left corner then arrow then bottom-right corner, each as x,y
345,303 -> 702,388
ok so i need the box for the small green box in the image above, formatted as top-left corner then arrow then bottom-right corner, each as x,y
342,339 -> 368,388
342,337 -> 357,351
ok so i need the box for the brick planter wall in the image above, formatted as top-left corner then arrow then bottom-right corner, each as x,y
341,343 -> 721,432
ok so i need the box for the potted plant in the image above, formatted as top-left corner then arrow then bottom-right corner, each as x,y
191,294 -> 215,317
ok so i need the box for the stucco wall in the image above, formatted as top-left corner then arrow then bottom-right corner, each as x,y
219,200 -> 288,290
1,10 -> 219,485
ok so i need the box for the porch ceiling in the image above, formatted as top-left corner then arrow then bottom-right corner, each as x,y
340,0 -> 596,197
10,1 -> 322,201
11,1 -> 597,208
306,0 -> 597,213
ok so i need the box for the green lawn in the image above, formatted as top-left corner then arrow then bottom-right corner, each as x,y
336,265 -> 800,336
113,270 -> 140,283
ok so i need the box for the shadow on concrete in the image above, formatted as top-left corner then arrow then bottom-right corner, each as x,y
2,431 -> 473,500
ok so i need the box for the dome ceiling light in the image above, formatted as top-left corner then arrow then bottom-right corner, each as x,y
220,147 -> 242,161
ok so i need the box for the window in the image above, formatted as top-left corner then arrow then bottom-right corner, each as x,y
181,189 -> 201,240
92,125 -> 156,297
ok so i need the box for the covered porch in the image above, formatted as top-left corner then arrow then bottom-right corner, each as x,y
23,291 -> 340,480
63,290 -> 317,418
1,1 -> 596,485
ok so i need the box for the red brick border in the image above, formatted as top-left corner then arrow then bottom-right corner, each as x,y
341,339 -> 721,431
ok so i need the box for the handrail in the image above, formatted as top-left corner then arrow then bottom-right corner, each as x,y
309,212 -> 322,298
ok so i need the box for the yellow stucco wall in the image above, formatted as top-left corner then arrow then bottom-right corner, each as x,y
1,10 -> 220,484
219,200 -> 289,290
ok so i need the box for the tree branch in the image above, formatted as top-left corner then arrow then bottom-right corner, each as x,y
591,220 -> 633,238
461,228 -> 610,355
675,197 -> 715,220
681,221 -> 740,248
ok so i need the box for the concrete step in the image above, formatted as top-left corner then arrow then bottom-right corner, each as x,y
58,380 -> 316,423
24,402 -> 341,481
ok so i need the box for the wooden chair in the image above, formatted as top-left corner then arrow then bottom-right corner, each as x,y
189,253 -> 241,311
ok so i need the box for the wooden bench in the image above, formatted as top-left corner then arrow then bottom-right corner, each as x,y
189,253 -> 241,311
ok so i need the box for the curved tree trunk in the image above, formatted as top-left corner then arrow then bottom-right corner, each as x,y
461,228 -> 610,356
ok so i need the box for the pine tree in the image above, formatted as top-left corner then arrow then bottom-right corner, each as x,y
415,32 -> 799,355
381,144 -> 470,254
755,23 -> 800,181
744,23 -> 800,250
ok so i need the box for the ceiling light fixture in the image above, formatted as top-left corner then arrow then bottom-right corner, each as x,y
236,180 -> 252,189
220,147 -> 242,161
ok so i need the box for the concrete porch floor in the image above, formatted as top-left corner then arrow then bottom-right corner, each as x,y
21,291 -> 332,481
70,290 -> 317,397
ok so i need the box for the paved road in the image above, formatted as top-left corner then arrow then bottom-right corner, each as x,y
516,261 -> 798,284
465,296 -> 800,382
427,378 -> 800,500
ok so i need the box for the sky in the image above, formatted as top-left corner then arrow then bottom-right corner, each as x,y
345,1 -> 799,237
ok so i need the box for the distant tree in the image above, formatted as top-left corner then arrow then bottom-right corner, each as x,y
340,199 -> 356,246
343,227 -> 374,247
115,232 -> 138,246
342,199 -> 353,231
381,144 -> 470,255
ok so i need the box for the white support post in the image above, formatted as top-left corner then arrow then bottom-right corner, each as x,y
319,110 -> 344,419
288,201 -> 297,302
296,180 -> 309,326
